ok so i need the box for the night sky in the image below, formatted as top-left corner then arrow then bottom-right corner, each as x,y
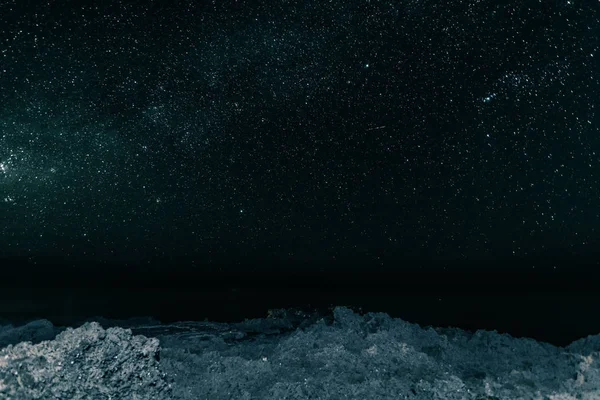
1,0 -> 599,275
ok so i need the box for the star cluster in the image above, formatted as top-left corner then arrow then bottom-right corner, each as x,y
0,0 -> 598,268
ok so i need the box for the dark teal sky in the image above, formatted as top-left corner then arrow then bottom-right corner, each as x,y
0,0 -> 598,269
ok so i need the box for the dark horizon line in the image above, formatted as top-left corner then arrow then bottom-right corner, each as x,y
1,253 -> 598,292
1,249 -> 597,267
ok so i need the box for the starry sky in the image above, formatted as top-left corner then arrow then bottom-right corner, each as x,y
0,0 -> 599,272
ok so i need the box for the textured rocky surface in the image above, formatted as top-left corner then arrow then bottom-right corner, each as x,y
1,307 -> 599,399
0,319 -> 59,349
0,321 -> 172,399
